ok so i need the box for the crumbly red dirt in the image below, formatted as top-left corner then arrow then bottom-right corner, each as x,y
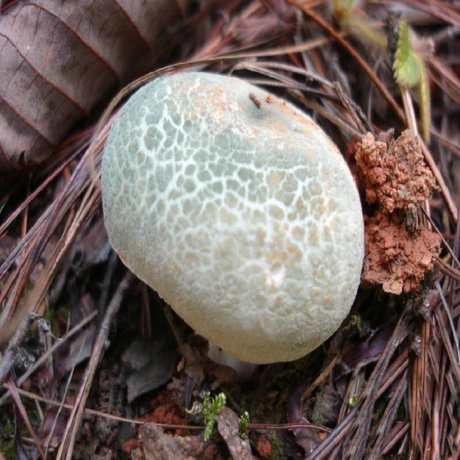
355,130 -> 437,214
362,213 -> 441,294
146,391 -> 186,433
256,434 -> 272,458
353,130 -> 441,294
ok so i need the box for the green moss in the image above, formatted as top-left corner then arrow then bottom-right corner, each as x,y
202,392 -> 226,441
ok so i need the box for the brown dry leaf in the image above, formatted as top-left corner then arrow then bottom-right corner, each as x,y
125,348 -> 178,403
0,0 -> 188,171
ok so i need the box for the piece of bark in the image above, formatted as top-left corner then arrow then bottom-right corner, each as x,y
215,407 -> 253,460
133,423 -> 207,460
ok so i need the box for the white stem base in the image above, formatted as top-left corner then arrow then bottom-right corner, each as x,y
207,342 -> 258,380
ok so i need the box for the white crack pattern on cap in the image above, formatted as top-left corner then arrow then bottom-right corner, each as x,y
101,72 -> 364,364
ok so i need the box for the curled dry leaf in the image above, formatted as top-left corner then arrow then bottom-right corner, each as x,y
352,130 -> 441,294
0,0 -> 188,172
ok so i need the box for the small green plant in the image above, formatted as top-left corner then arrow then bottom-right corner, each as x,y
342,314 -> 362,332
331,1 -> 432,143
348,395 -> 358,407
393,20 -> 431,143
202,392 -> 226,441
239,410 -> 250,438
393,21 -> 423,87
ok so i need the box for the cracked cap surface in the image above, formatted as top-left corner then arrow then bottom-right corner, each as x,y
101,72 -> 364,363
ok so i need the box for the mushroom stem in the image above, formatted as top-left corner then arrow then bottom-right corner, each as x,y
208,342 -> 258,381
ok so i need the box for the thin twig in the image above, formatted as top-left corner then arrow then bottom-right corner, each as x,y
56,272 -> 133,460
1,383 -> 333,433
287,1 -> 405,121
288,0 -> 458,225
7,378 -> 46,460
436,281 -> 460,363
306,407 -> 359,460
0,310 -> 98,406
368,372 -> 407,459
344,309 -> 412,458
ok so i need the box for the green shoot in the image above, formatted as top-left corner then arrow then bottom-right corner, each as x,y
348,395 -> 358,407
202,392 -> 226,441
239,411 -> 250,438
394,20 -> 431,143
394,21 -> 422,87
330,1 -> 432,143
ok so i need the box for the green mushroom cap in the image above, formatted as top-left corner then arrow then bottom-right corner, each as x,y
101,72 -> 364,364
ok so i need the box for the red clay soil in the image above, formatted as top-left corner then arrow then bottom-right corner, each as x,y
256,434 -> 273,458
355,130 -> 437,214
363,212 -> 441,294
353,130 -> 442,294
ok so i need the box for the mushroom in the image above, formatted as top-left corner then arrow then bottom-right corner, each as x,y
101,72 -> 364,364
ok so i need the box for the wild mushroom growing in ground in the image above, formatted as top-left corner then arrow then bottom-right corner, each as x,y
101,72 -> 364,365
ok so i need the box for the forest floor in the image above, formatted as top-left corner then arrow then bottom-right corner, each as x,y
0,1 -> 459,459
